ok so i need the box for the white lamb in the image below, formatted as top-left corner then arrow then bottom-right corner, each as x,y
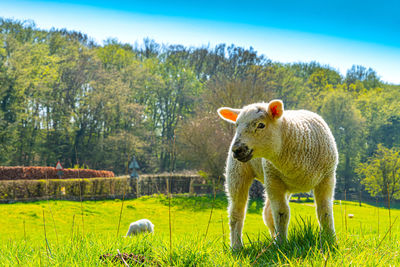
126,219 -> 154,236
217,99 -> 338,249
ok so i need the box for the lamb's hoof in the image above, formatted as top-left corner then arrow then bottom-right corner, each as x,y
271,235 -> 285,247
231,243 -> 243,252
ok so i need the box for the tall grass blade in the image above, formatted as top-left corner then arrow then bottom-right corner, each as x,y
42,209 -> 52,258
204,177 -> 220,243
376,216 -> 398,249
167,177 -> 172,265
116,190 -> 126,238
75,146 -> 85,236
387,184 -> 391,241
221,214 -> 225,246
117,249 -> 130,267
344,190 -> 348,235
44,168 -> 59,245
71,214 -> 75,244
23,219 -> 26,242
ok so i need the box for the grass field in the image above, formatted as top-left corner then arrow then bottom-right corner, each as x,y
0,194 -> 399,266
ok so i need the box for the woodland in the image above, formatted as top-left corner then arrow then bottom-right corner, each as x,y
1,18 -> 400,200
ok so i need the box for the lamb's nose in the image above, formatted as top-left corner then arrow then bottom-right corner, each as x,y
232,142 -> 241,153
232,142 -> 248,158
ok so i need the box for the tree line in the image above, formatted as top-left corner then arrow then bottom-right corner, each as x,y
1,18 -> 399,201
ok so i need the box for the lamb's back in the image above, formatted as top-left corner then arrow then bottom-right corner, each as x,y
271,110 -> 338,191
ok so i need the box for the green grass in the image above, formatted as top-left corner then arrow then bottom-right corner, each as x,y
0,194 -> 399,266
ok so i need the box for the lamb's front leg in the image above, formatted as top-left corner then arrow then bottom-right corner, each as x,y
265,178 -> 290,242
226,159 -> 254,250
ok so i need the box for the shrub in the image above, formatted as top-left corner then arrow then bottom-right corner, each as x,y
0,177 -> 130,201
0,166 -> 114,180
0,173 -> 210,202
138,174 -> 210,195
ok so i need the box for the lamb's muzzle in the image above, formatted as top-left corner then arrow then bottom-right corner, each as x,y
232,142 -> 253,162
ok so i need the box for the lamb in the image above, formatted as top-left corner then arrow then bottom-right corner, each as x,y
217,99 -> 338,250
126,219 -> 154,236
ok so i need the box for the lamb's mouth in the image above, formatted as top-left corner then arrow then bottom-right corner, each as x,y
235,149 -> 253,162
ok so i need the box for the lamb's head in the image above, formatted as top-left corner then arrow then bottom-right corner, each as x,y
217,100 -> 284,162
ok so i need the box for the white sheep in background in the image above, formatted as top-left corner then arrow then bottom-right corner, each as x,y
218,99 -> 338,250
126,219 -> 154,236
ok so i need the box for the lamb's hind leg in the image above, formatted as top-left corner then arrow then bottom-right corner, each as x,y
314,174 -> 336,237
263,194 -> 292,238
226,158 -> 254,250
263,198 -> 274,237
266,178 -> 290,242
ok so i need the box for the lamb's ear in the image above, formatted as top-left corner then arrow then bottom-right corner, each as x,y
268,100 -> 284,120
217,107 -> 241,123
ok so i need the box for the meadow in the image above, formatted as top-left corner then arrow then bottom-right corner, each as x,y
0,194 -> 399,266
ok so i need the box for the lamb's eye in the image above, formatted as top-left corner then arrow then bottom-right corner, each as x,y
257,123 -> 265,129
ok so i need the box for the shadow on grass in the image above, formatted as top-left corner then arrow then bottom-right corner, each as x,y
355,199 -> 400,210
156,194 -> 228,211
155,193 -> 265,214
234,217 -> 337,266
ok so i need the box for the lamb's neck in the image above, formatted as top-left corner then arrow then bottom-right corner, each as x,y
270,116 -> 301,172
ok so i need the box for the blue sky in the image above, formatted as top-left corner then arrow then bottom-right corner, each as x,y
1,0 -> 400,84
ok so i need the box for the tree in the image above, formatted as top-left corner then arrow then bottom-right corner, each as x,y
357,144 -> 400,203
177,110 -> 231,178
320,91 -> 365,194
345,65 -> 381,90
1,17 -> 400,181
376,115 -> 400,148
356,85 -> 400,158
139,54 -> 202,172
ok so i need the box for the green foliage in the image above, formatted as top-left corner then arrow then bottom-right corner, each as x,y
321,91 -> 364,192
197,170 -> 209,179
140,54 -> 203,172
357,144 -> 400,201
73,164 -> 89,169
345,65 -> 381,90
1,18 -> 400,196
0,177 -> 128,201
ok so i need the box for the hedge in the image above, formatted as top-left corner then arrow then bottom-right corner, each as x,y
0,176 -> 130,202
0,174 -> 213,202
0,166 -> 114,180
137,174 -> 211,196
0,170 -> 267,202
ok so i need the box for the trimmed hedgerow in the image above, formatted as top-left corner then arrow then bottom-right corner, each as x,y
0,166 -> 114,180
0,176 -> 130,201
0,172 -> 214,202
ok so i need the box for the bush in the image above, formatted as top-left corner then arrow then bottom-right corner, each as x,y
138,174 -> 209,195
0,176 -> 130,202
0,173 -> 212,202
0,166 -> 114,180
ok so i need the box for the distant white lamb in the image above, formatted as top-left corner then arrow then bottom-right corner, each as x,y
218,99 -> 338,250
126,219 -> 154,236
